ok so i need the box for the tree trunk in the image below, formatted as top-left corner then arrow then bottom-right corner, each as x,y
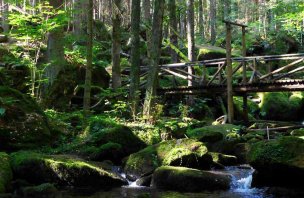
187,0 -> 195,105
143,0 -> 165,120
198,0 -> 205,41
111,0 -> 122,89
169,0 -> 178,63
129,0 -> 141,119
210,0 -> 216,45
143,0 -> 152,58
45,0 -> 65,88
74,0 -> 87,41
0,0 -> 9,33
83,0 -> 93,118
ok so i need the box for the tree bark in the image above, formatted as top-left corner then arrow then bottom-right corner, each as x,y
129,0 -> 141,119
210,0 -> 216,45
111,0 -> 122,89
0,0 -> 9,33
143,0 -> 165,120
45,0 -> 65,88
187,0 -> 195,104
74,0 -> 87,41
83,0 -> 93,118
169,0 -> 178,63
198,0 -> 205,41
143,0 -> 152,58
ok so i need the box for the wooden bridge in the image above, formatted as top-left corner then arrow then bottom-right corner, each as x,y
157,53 -> 304,95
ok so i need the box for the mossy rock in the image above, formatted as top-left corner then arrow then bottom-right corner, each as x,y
259,92 -> 303,121
242,130 -> 266,142
21,183 -> 58,197
124,139 -> 211,180
45,65 -> 110,110
0,86 -> 53,151
152,166 -> 231,192
81,124 -> 146,163
248,137 -> 304,188
186,124 -> 241,142
291,128 -> 304,137
0,152 -> 13,193
197,45 -> 227,61
10,151 -> 127,189
209,152 -> 238,166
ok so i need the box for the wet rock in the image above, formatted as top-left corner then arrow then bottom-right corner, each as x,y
124,139 -> 212,180
209,152 -> 238,166
152,166 -> 231,192
136,175 -> 152,187
248,136 -> 304,188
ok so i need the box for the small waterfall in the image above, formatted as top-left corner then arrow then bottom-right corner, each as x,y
226,165 -> 255,192
112,166 -> 142,188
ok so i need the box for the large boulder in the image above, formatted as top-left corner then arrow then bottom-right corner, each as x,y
10,151 -> 127,189
55,117 -> 146,164
124,139 -> 211,180
0,152 -> 13,193
209,152 -> 238,166
152,166 -> 231,192
45,65 -> 110,110
0,87 -> 53,151
186,124 -> 241,143
79,121 -> 146,163
248,136 -> 304,188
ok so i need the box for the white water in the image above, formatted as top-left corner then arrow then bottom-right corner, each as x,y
112,166 -> 143,188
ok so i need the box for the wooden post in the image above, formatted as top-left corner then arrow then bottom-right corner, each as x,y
225,22 -> 234,123
242,26 -> 248,124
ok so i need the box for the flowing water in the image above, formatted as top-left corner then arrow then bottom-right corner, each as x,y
54,165 -> 276,198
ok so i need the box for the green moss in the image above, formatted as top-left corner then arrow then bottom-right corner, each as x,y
233,96 -> 259,120
186,124 -> 241,142
0,152 -> 13,193
259,92 -> 303,121
248,136 -> 304,168
291,128 -> 304,137
124,139 -> 209,179
0,86 -> 52,150
10,151 -> 126,187
209,152 -> 237,166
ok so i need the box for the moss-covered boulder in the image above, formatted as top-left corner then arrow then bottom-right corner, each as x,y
152,166 -> 231,192
259,92 -> 303,121
45,65 -> 110,110
78,120 -> 146,163
10,151 -> 127,189
209,152 -> 238,166
0,86 -> 53,151
124,139 -> 211,180
248,137 -> 304,188
186,124 -> 241,143
0,153 -> 13,193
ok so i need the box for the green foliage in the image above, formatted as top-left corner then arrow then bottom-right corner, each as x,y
0,152 -> 13,193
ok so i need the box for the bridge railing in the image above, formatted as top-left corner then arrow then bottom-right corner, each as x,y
157,53 -> 304,88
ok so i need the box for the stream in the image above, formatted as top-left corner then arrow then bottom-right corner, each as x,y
53,165 -> 275,198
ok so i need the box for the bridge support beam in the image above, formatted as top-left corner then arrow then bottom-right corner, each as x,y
225,22 -> 234,123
